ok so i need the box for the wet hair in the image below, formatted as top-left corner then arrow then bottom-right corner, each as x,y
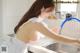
14,0 -> 55,33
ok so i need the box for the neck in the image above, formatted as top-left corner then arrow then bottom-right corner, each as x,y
36,16 -> 45,22
38,14 -> 46,19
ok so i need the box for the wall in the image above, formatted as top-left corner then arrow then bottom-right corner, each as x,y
0,0 -> 3,36
2,0 -> 35,35
77,1 -> 80,18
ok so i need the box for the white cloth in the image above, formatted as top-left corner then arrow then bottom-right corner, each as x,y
13,38 -> 28,53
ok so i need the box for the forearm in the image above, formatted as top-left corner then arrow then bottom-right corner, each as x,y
41,29 -> 76,45
35,22 -> 78,45
52,32 -> 76,43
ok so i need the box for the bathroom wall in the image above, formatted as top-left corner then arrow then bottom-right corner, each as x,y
2,0 -> 35,35
77,1 -> 80,18
0,0 -> 3,36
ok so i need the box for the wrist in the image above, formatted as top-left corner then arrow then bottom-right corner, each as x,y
74,39 -> 80,46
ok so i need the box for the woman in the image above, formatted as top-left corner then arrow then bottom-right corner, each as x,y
14,0 -> 80,48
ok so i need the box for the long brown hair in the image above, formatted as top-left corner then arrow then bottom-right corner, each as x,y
14,0 -> 55,33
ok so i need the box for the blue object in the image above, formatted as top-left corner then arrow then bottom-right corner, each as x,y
59,16 -> 80,34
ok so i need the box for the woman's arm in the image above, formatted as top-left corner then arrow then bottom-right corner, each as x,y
34,22 -> 80,46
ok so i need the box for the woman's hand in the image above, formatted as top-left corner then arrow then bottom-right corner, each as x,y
74,39 -> 80,47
